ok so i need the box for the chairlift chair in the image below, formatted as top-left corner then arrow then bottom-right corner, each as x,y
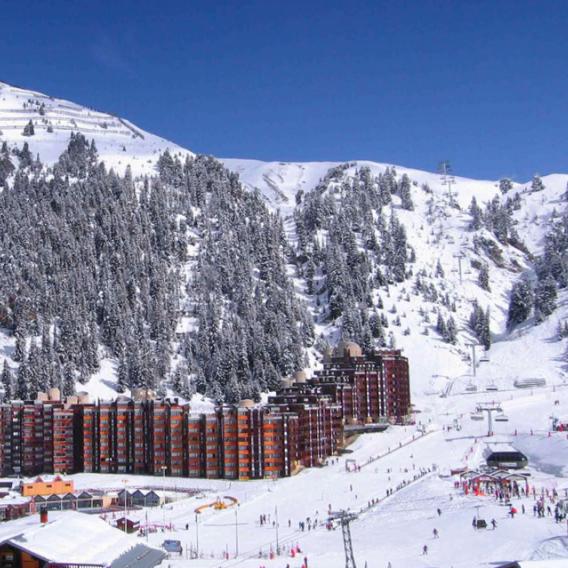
486,384 -> 499,392
470,412 -> 484,421
495,414 -> 509,423
465,383 -> 478,393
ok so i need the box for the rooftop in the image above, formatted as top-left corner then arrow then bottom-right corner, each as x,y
0,510 -> 164,566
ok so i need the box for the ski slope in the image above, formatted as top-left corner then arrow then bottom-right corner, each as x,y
0,80 -> 193,175
64,381 -> 568,567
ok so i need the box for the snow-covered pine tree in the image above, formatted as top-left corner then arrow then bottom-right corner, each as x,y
506,280 -> 534,330
398,173 -> 414,210
530,175 -> 545,193
499,178 -> 513,194
534,276 -> 557,322
446,315 -> 457,344
22,120 -> 35,137
478,264 -> 490,291
1,360 -> 13,400
469,197 -> 483,230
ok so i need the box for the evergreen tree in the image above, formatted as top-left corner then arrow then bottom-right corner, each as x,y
534,276 -> 557,322
530,175 -> 545,192
435,260 -> 445,278
398,174 -> 414,210
14,334 -> 26,363
22,120 -> 35,137
446,315 -> 457,344
478,264 -> 490,291
62,364 -> 76,397
507,280 -> 534,330
469,197 -> 483,230
436,311 -> 448,339
1,360 -> 13,401
499,178 -> 513,194
15,360 -> 29,400
469,301 -> 491,349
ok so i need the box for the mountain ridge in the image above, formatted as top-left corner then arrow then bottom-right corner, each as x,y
0,79 -> 567,407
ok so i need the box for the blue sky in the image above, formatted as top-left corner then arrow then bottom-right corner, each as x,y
2,1 -> 567,180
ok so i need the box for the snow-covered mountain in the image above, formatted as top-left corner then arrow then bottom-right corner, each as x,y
0,80 -> 192,174
1,79 -> 568,406
224,157 -> 568,397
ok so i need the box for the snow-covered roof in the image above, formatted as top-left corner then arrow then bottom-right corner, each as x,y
0,494 -> 30,506
21,474 -> 70,484
484,442 -> 522,454
0,511 -> 162,565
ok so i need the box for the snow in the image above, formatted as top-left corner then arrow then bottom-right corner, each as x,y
0,510 -> 149,564
0,81 -> 193,176
224,156 -> 568,406
37,382 -> 564,568
1,81 -> 568,566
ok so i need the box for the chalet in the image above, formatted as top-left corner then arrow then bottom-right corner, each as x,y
131,490 -> 160,507
115,517 -> 140,534
0,510 -> 165,568
0,496 -> 30,522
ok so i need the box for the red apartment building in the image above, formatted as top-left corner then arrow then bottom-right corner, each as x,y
0,341 -> 410,480
311,341 -> 410,424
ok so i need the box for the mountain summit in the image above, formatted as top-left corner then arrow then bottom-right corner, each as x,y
0,80 -> 192,174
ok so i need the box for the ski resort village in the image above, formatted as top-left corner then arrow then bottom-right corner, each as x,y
1,22 -> 568,566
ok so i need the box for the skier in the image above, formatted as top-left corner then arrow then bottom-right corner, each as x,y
433,528 -> 439,538
437,507 -> 442,516
422,545 -> 428,555
491,519 -> 497,530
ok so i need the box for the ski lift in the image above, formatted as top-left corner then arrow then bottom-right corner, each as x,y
470,412 -> 484,421
495,414 -> 509,423
465,384 -> 478,393
479,352 -> 490,363
486,384 -> 499,392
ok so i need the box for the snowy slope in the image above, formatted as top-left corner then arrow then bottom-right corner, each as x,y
224,157 -> 568,401
1,79 -> 568,408
0,80 -> 193,174
222,157 -> 502,213
65,383 -> 568,568
0,81 -> 567,567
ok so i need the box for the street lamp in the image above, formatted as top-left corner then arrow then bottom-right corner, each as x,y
121,479 -> 128,533
235,504 -> 239,557
195,512 -> 200,558
160,465 -> 167,528
275,506 -> 279,555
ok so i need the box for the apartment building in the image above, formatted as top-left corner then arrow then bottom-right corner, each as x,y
0,342 -> 410,480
